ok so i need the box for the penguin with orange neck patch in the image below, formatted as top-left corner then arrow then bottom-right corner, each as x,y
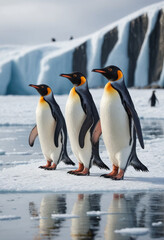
92,65 -> 148,180
29,84 -> 75,170
60,72 -> 109,176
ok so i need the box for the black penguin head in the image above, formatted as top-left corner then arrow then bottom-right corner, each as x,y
29,84 -> 52,96
60,72 -> 86,86
92,65 -> 123,81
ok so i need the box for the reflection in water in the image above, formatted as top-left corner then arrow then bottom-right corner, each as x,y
71,194 -> 101,240
105,193 -> 137,240
29,192 -> 164,240
29,194 -> 66,240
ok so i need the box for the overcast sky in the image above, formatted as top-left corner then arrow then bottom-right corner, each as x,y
0,0 -> 163,45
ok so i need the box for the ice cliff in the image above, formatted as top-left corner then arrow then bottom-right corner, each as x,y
0,2 -> 163,95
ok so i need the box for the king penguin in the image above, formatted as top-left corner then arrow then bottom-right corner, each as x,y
92,65 -> 148,180
29,84 -> 75,170
60,72 -> 109,176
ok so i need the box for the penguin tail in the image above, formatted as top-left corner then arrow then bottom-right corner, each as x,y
93,157 -> 110,170
61,154 -> 75,166
130,155 -> 149,172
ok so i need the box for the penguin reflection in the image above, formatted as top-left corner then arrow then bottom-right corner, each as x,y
71,194 -> 101,240
29,194 -> 66,240
105,193 -> 137,240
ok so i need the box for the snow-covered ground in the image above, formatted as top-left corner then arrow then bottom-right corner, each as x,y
0,89 -> 164,193
0,88 -> 164,126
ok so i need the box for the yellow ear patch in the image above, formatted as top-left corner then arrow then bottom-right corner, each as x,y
117,70 -> 123,80
46,87 -> 51,95
79,76 -> 86,86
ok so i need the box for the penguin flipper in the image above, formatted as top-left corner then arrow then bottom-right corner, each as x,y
60,128 -> 75,166
29,125 -> 38,147
54,121 -> 62,148
44,93 -> 64,148
79,113 -> 93,148
76,83 -> 100,148
93,157 -> 109,170
111,79 -> 144,149
61,153 -> 75,166
92,120 -> 102,144
130,155 -> 149,172
92,142 -> 109,170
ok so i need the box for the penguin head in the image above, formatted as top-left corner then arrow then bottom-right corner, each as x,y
29,84 -> 51,96
60,72 -> 86,87
92,65 -> 123,81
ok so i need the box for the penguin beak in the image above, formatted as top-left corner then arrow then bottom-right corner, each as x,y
92,69 -> 106,73
29,84 -> 39,89
60,74 -> 72,79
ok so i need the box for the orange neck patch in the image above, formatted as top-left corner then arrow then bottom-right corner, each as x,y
70,86 -> 77,97
40,96 -> 45,103
105,82 -> 117,94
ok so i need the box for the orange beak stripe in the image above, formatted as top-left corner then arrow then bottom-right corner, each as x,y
93,69 -> 106,73
29,84 -> 39,89
60,74 -> 72,79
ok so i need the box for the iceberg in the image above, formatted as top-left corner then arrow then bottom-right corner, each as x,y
0,2 -> 163,95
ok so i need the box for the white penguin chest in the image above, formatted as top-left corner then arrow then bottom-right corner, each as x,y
36,100 -> 56,152
100,86 -> 130,151
65,88 -> 85,139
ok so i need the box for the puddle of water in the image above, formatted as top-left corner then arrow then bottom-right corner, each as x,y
0,191 -> 164,240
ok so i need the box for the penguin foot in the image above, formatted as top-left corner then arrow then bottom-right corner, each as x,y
67,170 -> 90,176
111,169 -> 124,180
67,163 -> 84,175
73,168 -> 90,176
39,166 -> 46,169
74,172 -> 90,176
100,174 -> 114,178
101,165 -> 119,178
67,170 -> 77,175
112,176 -> 124,180
44,167 -> 56,170
44,163 -> 56,171
39,160 -> 51,169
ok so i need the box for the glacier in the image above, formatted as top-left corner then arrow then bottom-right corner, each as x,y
0,2 -> 163,95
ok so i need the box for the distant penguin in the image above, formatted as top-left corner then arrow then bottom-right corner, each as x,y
149,90 -> 159,107
60,72 -> 109,176
29,84 -> 75,170
92,65 -> 148,180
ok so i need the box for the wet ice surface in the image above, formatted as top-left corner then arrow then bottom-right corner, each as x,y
0,90 -> 164,239
0,125 -> 44,170
0,192 -> 164,240
0,119 -> 163,170
0,119 -> 164,192
0,119 -> 164,239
